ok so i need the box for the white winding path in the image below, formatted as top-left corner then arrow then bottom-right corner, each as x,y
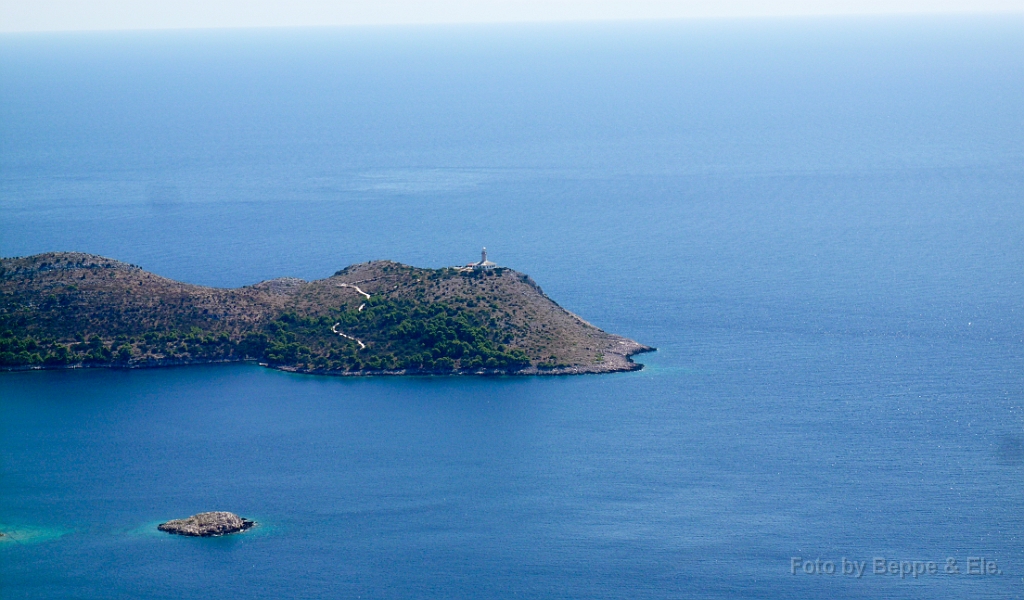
331,323 -> 366,350
338,283 -> 371,299
332,283 -> 372,346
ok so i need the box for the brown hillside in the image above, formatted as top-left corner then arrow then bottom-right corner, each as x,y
0,252 -> 652,375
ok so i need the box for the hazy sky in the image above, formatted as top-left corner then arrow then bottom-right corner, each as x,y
2,0 -> 1023,32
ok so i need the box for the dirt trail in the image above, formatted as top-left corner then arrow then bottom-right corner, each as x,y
331,323 -> 366,350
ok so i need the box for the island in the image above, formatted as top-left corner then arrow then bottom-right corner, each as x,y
0,252 -> 653,376
158,512 -> 255,537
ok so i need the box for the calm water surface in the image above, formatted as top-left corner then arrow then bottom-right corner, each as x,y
1,16 -> 1023,599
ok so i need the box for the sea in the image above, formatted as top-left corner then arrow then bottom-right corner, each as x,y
1,15 -> 1022,599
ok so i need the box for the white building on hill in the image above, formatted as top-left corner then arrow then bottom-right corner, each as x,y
466,247 -> 497,270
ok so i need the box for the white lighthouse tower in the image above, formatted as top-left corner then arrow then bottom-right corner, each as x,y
467,247 -> 497,270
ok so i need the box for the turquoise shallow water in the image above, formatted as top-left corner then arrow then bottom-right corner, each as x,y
2,16 -> 1023,598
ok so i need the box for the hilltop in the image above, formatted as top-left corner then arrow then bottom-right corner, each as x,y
0,252 -> 652,376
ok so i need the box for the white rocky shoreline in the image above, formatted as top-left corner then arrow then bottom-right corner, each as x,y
1,339 -> 654,376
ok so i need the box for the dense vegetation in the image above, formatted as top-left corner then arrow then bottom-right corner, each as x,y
0,299 -> 531,372
253,298 -> 530,372
0,328 -> 237,367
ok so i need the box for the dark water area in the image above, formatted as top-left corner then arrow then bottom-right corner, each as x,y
1,16 -> 1023,598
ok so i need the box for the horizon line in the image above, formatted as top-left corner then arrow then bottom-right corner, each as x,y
3,8 -> 1023,35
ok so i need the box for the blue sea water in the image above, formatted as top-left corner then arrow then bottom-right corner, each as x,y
1,15 -> 1023,599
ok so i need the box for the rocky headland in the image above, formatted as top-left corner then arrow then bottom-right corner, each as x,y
0,252 -> 653,376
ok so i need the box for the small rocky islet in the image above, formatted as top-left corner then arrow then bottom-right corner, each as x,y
157,512 -> 255,537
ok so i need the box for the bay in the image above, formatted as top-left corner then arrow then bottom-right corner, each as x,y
1,16 -> 1023,598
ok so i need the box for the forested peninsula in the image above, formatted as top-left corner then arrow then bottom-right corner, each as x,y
0,253 -> 652,376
